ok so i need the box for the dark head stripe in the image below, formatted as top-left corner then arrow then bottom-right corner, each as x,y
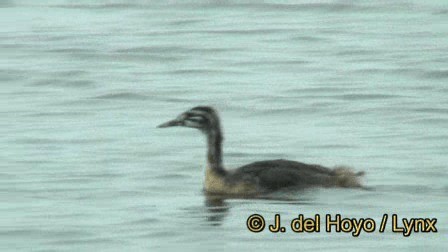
187,106 -> 220,128
190,106 -> 215,114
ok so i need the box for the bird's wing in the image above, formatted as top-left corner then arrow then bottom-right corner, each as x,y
231,159 -> 333,190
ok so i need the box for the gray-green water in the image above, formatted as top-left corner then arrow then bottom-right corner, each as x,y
1,0 -> 447,251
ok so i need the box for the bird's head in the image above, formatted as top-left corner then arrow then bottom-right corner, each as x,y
157,106 -> 221,134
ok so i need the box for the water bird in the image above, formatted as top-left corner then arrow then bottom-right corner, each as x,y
158,106 -> 365,196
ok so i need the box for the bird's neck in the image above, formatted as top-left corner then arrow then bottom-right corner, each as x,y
206,127 -> 226,175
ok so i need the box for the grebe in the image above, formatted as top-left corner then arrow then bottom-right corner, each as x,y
158,106 -> 365,196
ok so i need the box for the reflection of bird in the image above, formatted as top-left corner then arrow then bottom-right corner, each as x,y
158,106 -> 365,196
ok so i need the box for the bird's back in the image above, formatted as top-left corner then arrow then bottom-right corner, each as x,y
228,159 -> 361,191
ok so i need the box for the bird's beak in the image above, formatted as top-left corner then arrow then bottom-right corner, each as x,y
157,118 -> 183,128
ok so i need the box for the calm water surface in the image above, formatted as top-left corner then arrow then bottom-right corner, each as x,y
1,0 -> 447,251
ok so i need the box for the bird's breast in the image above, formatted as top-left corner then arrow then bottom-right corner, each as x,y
204,167 -> 258,195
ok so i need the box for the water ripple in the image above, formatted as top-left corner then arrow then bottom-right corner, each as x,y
422,70 -> 448,79
92,92 -> 150,101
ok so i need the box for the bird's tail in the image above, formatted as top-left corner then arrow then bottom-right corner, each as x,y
330,166 -> 365,188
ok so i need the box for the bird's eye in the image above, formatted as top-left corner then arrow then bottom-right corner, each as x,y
187,116 -> 205,124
